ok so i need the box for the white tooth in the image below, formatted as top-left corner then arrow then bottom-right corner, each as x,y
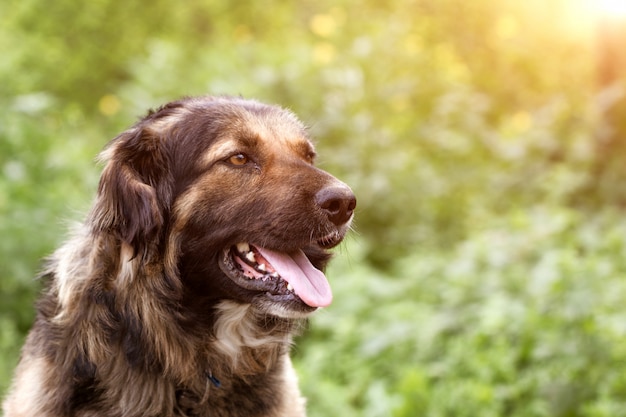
287,283 -> 293,291
246,251 -> 256,263
236,242 -> 250,253
271,272 -> 280,278
257,263 -> 266,271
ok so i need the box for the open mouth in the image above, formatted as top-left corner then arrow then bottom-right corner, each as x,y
219,243 -> 333,309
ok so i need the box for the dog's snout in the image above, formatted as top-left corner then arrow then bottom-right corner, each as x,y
315,185 -> 356,226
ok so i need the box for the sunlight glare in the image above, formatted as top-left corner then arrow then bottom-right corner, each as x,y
596,0 -> 626,16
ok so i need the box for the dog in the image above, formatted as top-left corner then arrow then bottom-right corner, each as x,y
3,96 -> 356,417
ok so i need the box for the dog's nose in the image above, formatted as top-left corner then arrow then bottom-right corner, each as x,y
315,185 -> 356,226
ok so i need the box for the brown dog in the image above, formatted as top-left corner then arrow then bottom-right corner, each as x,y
3,96 -> 355,417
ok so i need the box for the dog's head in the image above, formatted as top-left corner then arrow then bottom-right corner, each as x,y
91,96 -> 355,318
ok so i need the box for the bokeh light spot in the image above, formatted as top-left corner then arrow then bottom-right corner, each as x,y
98,94 -> 121,116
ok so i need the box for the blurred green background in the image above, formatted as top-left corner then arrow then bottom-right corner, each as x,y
2,0 -> 626,415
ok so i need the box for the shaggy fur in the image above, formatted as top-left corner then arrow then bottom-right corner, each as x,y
3,96 -> 355,417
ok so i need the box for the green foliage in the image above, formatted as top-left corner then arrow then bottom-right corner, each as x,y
0,100 -> 103,393
296,209 -> 626,416
2,0 -> 626,414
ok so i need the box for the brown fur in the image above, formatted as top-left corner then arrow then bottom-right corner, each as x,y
3,96 -> 355,417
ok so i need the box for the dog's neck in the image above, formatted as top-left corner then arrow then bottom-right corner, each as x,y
210,301 -> 298,369
171,301 -> 299,415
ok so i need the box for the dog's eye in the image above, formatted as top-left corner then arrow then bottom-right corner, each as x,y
227,153 -> 249,166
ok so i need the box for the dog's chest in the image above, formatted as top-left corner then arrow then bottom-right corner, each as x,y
175,371 -> 292,417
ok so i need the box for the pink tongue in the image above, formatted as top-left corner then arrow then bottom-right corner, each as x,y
255,247 -> 332,308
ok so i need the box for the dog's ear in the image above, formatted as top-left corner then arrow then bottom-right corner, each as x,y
90,125 -> 173,256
